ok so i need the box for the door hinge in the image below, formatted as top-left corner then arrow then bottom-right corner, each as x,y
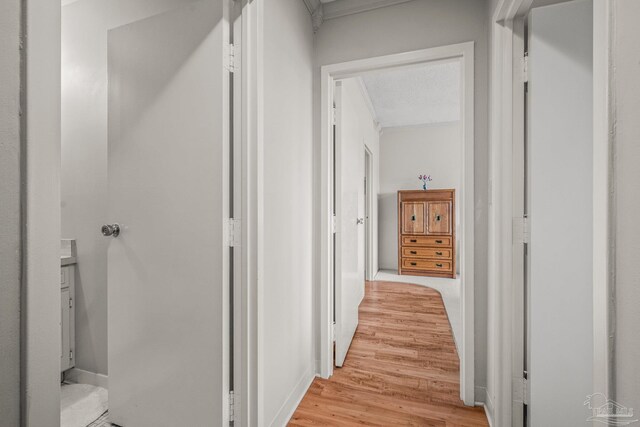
332,105 -> 337,125
69,349 -> 73,360
513,375 -> 529,405
229,390 -> 235,422
522,53 -> 529,83
227,218 -> 241,247
69,297 -> 73,309
331,322 -> 336,343
225,44 -> 236,72
513,216 -> 530,244
332,214 -> 337,234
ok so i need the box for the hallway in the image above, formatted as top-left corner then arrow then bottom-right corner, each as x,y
290,281 -> 488,426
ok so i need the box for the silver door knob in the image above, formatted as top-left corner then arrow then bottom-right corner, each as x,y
356,218 -> 364,225
101,224 -> 120,237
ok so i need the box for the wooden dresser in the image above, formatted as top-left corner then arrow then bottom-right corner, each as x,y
398,189 -> 456,278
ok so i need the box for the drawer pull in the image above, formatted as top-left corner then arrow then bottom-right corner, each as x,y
436,251 -> 443,256
410,251 -> 417,255
436,263 -> 443,268
410,262 -> 417,266
410,239 -> 417,243
435,240 -> 443,244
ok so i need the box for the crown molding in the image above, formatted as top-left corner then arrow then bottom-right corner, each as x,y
323,0 -> 415,20
303,0 -> 416,32
302,0 -> 324,32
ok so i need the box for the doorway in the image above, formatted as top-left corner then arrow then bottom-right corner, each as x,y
25,0 -> 249,425
320,42 -> 476,404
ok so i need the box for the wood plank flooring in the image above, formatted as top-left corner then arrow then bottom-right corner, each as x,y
290,281 -> 488,426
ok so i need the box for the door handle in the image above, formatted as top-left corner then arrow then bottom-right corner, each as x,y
101,224 -> 120,238
356,218 -> 364,225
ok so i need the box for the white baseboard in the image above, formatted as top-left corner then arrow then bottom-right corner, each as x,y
475,386 -> 495,427
269,367 -> 315,427
65,368 -> 108,389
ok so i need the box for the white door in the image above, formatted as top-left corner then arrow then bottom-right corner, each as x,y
107,2 -> 230,425
528,1 -> 593,425
334,82 -> 366,367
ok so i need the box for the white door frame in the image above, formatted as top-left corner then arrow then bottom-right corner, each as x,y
320,42 -> 476,404
488,0 -> 613,424
364,145 -> 374,281
237,0 -> 263,424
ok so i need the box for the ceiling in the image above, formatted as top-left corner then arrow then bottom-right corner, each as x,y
361,60 -> 461,129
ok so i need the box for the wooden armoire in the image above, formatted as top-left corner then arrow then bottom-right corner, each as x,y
397,189 -> 456,278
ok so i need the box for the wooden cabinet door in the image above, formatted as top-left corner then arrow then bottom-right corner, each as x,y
402,202 -> 426,234
427,201 -> 451,235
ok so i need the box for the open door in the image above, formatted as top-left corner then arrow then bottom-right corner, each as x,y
527,1 -> 593,425
334,83 -> 366,367
106,2 -> 230,425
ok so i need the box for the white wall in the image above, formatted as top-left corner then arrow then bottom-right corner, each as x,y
613,0 -> 640,412
528,1 -> 593,425
262,0 -> 316,424
314,0 -> 490,393
378,123 -> 461,271
0,0 -> 22,423
61,0 -> 200,377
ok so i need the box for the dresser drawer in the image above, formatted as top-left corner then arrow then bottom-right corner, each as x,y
401,236 -> 452,247
402,258 -> 452,272
402,247 -> 452,259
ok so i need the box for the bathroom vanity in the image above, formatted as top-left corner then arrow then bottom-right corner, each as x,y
61,240 -> 76,373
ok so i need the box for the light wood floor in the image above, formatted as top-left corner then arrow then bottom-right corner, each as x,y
290,281 -> 488,426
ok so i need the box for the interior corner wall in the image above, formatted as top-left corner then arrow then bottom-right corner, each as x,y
262,0 -> 315,424
0,0 -> 22,424
378,123 -> 462,272
313,0 -> 490,394
613,0 -> 640,413
61,0 -> 200,378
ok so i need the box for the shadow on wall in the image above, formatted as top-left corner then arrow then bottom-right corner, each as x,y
378,192 -> 460,274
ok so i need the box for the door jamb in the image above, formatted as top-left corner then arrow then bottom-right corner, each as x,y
320,42 -> 476,405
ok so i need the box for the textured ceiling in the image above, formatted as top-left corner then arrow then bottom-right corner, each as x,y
361,61 -> 461,128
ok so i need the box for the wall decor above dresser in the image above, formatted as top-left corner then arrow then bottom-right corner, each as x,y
397,189 -> 456,278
